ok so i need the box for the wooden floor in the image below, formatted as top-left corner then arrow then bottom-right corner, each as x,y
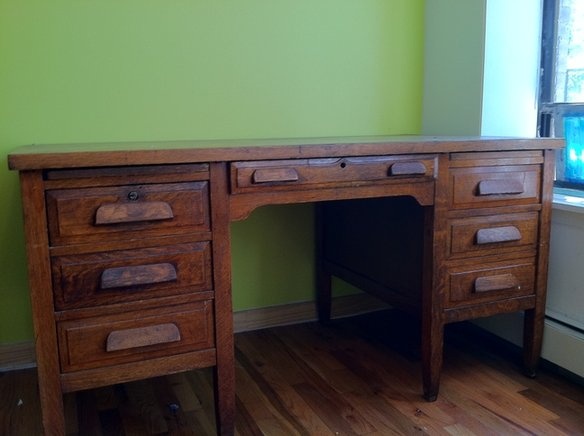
2,310 -> 584,435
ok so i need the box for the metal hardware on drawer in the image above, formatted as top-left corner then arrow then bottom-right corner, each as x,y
100,263 -> 178,289
105,323 -> 181,352
476,226 -> 522,245
95,201 -> 174,225
389,161 -> 427,176
477,179 -> 525,196
127,191 -> 139,201
474,274 -> 520,293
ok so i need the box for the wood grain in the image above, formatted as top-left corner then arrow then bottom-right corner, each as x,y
8,136 -> 563,171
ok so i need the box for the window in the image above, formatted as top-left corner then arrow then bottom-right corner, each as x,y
539,0 -> 584,191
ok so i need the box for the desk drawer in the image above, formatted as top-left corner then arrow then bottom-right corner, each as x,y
57,301 -> 214,372
448,212 -> 538,258
449,165 -> 541,209
52,242 -> 212,310
446,259 -> 535,308
46,182 -> 209,245
231,155 -> 437,193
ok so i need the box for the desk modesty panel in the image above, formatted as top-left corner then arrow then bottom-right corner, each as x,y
8,136 -> 563,436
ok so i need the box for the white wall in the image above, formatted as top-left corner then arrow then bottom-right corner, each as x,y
423,0 -> 542,137
481,0 -> 542,136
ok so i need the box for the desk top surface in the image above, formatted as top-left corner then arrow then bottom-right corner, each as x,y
8,135 -> 564,170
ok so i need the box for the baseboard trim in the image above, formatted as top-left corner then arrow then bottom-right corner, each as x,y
0,293 -> 387,372
0,341 -> 37,372
233,293 -> 388,333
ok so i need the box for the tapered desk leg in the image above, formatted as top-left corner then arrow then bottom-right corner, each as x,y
37,362 -> 66,436
421,314 -> 444,402
214,360 -> 235,436
523,307 -> 544,378
211,163 -> 236,436
421,199 -> 444,402
523,149 -> 554,379
20,171 -> 67,435
315,203 -> 332,324
316,271 -> 332,324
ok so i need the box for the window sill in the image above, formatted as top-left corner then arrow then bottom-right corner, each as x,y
553,188 -> 584,213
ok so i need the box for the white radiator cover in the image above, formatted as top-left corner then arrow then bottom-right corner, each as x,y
546,199 -> 584,332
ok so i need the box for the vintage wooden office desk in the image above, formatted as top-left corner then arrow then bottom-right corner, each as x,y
8,136 -> 562,435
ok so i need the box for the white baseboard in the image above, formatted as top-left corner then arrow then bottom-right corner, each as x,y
0,293 -> 387,372
473,312 -> 584,378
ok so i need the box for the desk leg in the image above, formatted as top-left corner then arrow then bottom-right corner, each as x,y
211,163 -> 236,436
523,150 -> 553,379
316,268 -> 332,323
421,316 -> 443,402
37,354 -> 66,436
522,307 -> 544,378
421,202 -> 444,402
20,171 -> 67,435
315,203 -> 332,323
214,358 -> 235,436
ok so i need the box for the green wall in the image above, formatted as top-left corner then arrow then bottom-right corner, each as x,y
422,0 -> 486,135
0,0 -> 424,343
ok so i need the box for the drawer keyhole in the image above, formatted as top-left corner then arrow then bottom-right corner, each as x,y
127,191 -> 139,201
340,162 -> 347,168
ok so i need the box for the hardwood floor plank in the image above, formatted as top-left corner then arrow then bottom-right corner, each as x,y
235,336 -> 331,434
166,372 -> 201,413
235,356 -> 302,435
340,390 -> 425,435
184,369 -> 217,435
266,331 -> 377,434
151,375 -> 195,434
122,379 -> 168,434
292,382 -> 362,435
0,369 -> 43,436
235,346 -> 310,436
519,387 -> 584,434
234,396 -> 264,436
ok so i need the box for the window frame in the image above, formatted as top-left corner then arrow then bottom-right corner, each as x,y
539,0 -> 584,191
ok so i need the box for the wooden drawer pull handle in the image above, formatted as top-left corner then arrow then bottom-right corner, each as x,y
252,168 -> 299,184
106,323 -> 181,352
476,226 -> 522,245
477,179 -> 524,196
389,161 -> 427,176
100,263 -> 178,289
95,201 -> 174,225
474,274 -> 519,293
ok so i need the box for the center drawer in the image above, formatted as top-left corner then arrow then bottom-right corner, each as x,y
52,242 -> 212,310
231,155 -> 437,193
57,301 -> 214,372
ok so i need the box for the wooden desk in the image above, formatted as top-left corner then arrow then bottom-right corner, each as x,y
8,136 -> 563,435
